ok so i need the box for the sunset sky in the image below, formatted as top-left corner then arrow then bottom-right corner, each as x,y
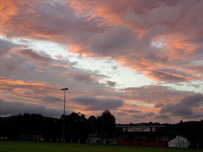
0,0 -> 203,123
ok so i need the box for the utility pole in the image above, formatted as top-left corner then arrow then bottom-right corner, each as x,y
61,88 -> 68,142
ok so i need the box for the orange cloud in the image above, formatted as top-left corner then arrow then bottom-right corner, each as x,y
0,77 -> 60,100
119,85 -> 187,105
13,88 -> 35,97
52,63 -> 70,68
0,0 -> 18,23
68,0 -> 145,35
0,79 -> 47,86
1,0 -> 202,84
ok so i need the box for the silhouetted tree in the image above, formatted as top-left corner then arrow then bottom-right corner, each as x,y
61,112 -> 90,142
88,115 -> 97,133
96,110 -> 116,138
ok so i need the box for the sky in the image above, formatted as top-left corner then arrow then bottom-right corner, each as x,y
0,0 -> 203,124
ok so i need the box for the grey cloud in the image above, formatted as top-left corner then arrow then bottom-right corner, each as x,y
120,109 -> 140,113
121,85 -> 188,103
42,96 -> 63,103
73,72 -> 95,83
145,54 -> 169,63
146,112 -> 155,117
0,38 -> 15,49
188,84 -> 200,88
84,1 -> 203,83
0,38 -> 16,56
1,0 -> 203,84
111,66 -> 118,70
180,93 -> 203,107
133,112 -> 155,119
155,102 -> 164,108
72,96 -> 124,111
161,68 -> 195,77
0,55 -> 27,76
155,114 -> 170,120
160,93 -> 203,119
14,49 -> 53,63
2,0 -> 105,46
117,112 -> 127,115
133,113 -> 146,119
0,49 -> 113,100
89,25 -> 137,56
0,99 -> 68,117
106,81 -> 116,87
72,96 -> 98,105
148,70 -> 188,82
64,69 -> 107,85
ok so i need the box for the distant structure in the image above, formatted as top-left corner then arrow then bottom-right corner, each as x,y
20,134 -> 42,142
87,132 -> 117,144
168,135 -> 190,148
116,124 -> 169,147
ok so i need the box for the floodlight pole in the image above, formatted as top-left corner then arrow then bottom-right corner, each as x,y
61,88 -> 68,142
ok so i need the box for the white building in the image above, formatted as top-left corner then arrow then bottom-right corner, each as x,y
168,135 -> 190,148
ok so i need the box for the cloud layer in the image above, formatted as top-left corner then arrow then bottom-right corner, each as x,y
72,96 -> 124,111
0,0 -> 202,123
0,99 -> 66,117
160,93 -> 203,119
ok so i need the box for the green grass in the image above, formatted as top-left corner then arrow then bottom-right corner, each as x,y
0,141 -> 201,152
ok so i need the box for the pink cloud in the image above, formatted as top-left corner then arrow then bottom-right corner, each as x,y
119,85 -> 190,104
12,49 -> 53,63
13,88 -> 35,97
68,0 -> 203,83
1,0 -> 202,83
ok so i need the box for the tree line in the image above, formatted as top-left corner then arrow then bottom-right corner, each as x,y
0,110 -> 202,147
0,110 -> 116,142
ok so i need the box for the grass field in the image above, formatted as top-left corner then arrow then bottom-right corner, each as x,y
0,141 -> 202,152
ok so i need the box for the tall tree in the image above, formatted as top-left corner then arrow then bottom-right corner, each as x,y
88,115 -> 97,133
63,112 -> 90,141
97,110 -> 116,138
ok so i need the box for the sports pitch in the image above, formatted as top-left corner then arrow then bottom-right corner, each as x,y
0,141 -> 201,152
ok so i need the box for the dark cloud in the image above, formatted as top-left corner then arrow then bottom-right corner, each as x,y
147,70 -> 188,82
89,25 -> 136,56
72,96 -> 124,111
120,109 -> 140,114
0,38 -> 16,56
0,38 -> 15,50
14,49 -> 53,63
132,113 -> 146,119
0,99 -> 68,117
0,54 -> 27,76
155,114 -> 170,120
117,112 -> 127,116
160,93 -> 203,119
133,112 -> 155,119
120,85 -> 188,103
63,69 -> 107,85
42,96 -> 63,103
146,112 -> 155,117
155,103 -> 164,108
105,81 -> 116,87
71,72 -> 96,84
180,93 -> 203,107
